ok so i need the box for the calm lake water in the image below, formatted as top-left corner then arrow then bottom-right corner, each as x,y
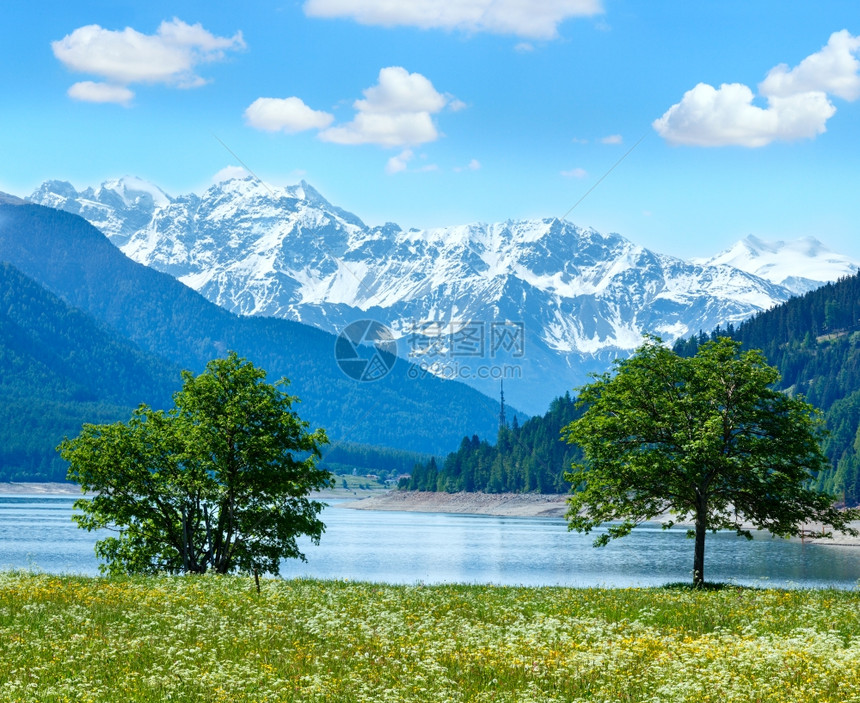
2,494 -> 860,589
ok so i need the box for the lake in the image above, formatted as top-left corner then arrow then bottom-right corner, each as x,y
2,494 -> 860,588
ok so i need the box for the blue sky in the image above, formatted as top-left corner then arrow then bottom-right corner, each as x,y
2,1 -> 859,259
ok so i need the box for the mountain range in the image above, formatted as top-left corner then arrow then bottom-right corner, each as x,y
0,200 -> 507,479
29,176 -> 860,414
410,271 -> 860,501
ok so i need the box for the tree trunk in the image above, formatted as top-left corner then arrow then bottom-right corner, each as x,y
693,505 -> 707,587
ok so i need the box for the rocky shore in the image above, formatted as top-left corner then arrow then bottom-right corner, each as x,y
0,482 -> 384,500
340,491 -> 860,545
339,490 -> 569,518
0,482 -> 84,495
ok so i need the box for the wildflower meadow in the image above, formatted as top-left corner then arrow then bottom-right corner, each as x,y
1,572 -> 859,702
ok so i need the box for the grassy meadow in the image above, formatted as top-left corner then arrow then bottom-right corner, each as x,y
2,572 -> 860,702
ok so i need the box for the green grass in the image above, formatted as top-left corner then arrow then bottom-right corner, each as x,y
2,572 -> 860,702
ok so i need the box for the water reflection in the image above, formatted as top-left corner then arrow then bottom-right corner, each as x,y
2,495 -> 859,589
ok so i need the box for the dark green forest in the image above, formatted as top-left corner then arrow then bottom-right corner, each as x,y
409,272 -> 860,500
0,261 -> 435,482
404,394 -> 580,494
673,273 -> 860,505
0,202 -> 506,480
0,262 -> 180,481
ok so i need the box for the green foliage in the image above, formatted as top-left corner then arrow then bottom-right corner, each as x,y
564,336 -> 859,585
674,272 -> 860,504
59,353 -> 332,576
406,395 -> 580,493
0,203 -> 505,466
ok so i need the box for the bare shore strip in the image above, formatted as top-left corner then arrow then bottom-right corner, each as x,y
340,490 -> 569,518
6,484 -> 859,546
340,490 -> 860,546
0,482 -> 380,500
0,482 -> 85,495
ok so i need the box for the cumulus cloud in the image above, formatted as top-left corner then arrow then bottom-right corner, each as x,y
561,167 -> 588,178
244,97 -> 334,133
303,0 -> 602,40
386,149 -> 414,174
761,29 -> 860,100
319,67 -> 453,147
600,134 -> 622,144
385,150 -> 439,174
453,158 -> 481,172
654,30 -> 860,147
52,18 -> 244,100
212,165 -> 250,183
654,82 -> 835,147
67,81 -> 134,105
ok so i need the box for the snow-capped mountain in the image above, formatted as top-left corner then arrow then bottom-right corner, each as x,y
29,176 -> 852,414
694,234 -> 860,295
31,177 -> 171,248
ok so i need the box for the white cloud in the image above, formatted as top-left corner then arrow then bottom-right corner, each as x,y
515,42 -> 535,53
761,30 -> 860,101
320,67 -> 453,147
600,134 -> 622,144
52,18 -> 244,96
322,111 -> 440,146
67,81 -> 134,105
561,167 -> 588,178
212,165 -> 250,183
386,150 -> 414,174
303,0 -> 603,40
654,30 -> 860,147
453,158 -> 481,172
653,82 -> 835,147
244,97 -> 334,133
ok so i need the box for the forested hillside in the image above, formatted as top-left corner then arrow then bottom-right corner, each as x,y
0,201 -> 508,478
407,272 -> 860,499
404,394 -> 580,494
674,273 -> 860,504
0,262 -> 181,480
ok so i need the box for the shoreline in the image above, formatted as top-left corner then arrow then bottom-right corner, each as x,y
340,490 -> 860,545
339,490 -> 570,517
0,482 -> 387,501
6,484 -> 859,546
0,482 -> 86,495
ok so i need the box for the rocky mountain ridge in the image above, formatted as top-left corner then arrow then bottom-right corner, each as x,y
29,176 -> 860,413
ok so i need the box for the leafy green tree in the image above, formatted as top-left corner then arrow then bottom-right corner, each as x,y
59,352 -> 332,577
563,336 -> 859,586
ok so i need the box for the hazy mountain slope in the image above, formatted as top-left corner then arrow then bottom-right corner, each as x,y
0,202 -> 504,456
0,261 -> 179,407
0,261 -> 182,480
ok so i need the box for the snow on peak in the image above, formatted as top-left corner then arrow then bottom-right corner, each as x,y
99,176 -> 171,208
696,234 -> 860,294
29,173 -> 860,413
